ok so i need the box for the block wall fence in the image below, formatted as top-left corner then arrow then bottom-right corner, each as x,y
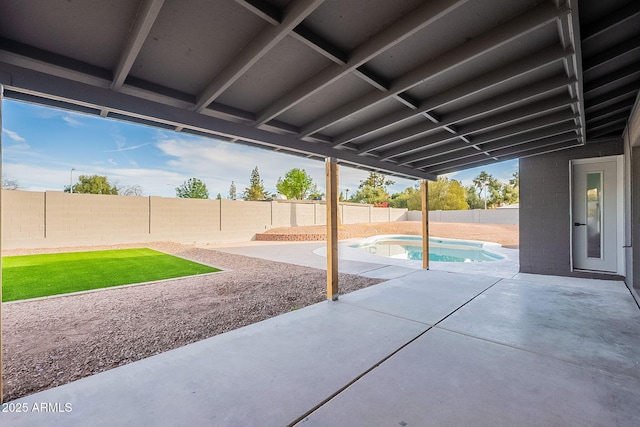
408,208 -> 519,225
1,191 -> 408,249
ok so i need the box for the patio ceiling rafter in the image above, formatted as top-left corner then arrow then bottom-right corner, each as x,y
377,95 -> 578,161
581,0 -> 640,43
355,75 -> 576,155
332,44 -> 574,148
299,2 -> 570,138
406,120 -> 581,168
110,0 -> 165,92
425,136 -> 582,175
579,0 -> 640,140
99,0 -> 166,118
251,0 -> 470,126
233,0 -> 441,129
0,0 -> 637,180
193,0 -> 325,113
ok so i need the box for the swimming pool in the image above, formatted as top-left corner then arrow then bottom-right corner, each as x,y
350,235 -> 504,262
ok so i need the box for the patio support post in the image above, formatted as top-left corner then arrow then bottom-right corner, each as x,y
0,84 -> 4,403
326,157 -> 339,300
421,179 -> 429,270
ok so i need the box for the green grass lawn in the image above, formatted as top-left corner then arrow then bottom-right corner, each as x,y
2,248 -> 220,302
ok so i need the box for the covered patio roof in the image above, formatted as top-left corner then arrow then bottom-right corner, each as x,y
1,0 -> 638,179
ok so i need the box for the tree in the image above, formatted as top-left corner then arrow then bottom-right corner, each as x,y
216,193 -> 222,200
65,175 -> 119,194
501,183 -> 519,205
307,184 -> 324,200
391,179 -> 468,211
390,186 -> 418,209
428,178 -> 468,210
465,185 -> 484,209
176,178 -> 209,199
276,168 -> 315,200
473,170 -> 490,210
2,179 -> 25,190
473,171 -> 500,209
509,171 -> 519,188
501,171 -> 519,205
350,172 -> 395,204
229,181 -> 237,200
120,184 -> 144,196
243,166 -> 267,200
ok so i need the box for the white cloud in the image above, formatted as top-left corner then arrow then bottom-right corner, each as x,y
105,143 -> 150,152
62,114 -> 83,127
1,160 -> 189,197
107,134 -> 150,152
153,134 -> 417,197
2,128 -> 26,142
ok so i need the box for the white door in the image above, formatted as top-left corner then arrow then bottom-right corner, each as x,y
571,158 -> 620,273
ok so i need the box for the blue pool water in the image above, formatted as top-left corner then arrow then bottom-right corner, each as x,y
351,235 -> 504,262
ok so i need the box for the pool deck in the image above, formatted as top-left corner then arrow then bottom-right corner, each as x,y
2,241 -> 639,426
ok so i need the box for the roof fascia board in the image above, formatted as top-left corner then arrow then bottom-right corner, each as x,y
0,61 -> 433,180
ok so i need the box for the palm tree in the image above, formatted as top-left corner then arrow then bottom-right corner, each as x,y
473,171 -> 492,210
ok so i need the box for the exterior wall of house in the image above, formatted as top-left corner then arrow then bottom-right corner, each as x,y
625,96 -> 640,301
519,140 -> 624,278
630,145 -> 639,300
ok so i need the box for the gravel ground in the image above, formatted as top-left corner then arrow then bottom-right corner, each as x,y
2,222 -> 518,402
1,242 -> 383,402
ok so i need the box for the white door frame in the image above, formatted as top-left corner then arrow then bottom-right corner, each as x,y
569,155 -> 625,275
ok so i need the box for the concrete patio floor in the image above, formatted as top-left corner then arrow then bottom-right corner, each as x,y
2,243 -> 639,426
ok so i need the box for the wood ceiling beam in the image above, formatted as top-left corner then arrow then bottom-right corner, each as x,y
300,2 -> 570,138
193,0 -> 324,113
253,0 -> 470,125
111,0 -> 165,91
356,75 -> 574,154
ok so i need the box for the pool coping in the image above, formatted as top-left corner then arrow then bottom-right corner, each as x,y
313,237 -> 519,279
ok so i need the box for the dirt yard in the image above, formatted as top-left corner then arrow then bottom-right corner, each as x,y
1,222 -> 518,402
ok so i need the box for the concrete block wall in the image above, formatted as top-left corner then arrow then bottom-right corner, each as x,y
150,197 -> 220,242
407,209 -> 519,224
2,190 -> 45,247
342,204 -> 371,224
315,203 -> 327,225
370,207 -> 390,222
271,201 -> 317,227
389,208 -> 408,221
45,192 -> 149,246
220,199 -> 272,241
1,191 -> 408,249
519,140 -> 624,277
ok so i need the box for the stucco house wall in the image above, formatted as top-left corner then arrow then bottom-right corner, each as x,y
519,140 -> 624,278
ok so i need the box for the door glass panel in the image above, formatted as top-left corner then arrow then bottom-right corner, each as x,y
586,172 -> 602,258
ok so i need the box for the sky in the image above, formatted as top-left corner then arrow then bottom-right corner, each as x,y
1,99 -> 518,198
